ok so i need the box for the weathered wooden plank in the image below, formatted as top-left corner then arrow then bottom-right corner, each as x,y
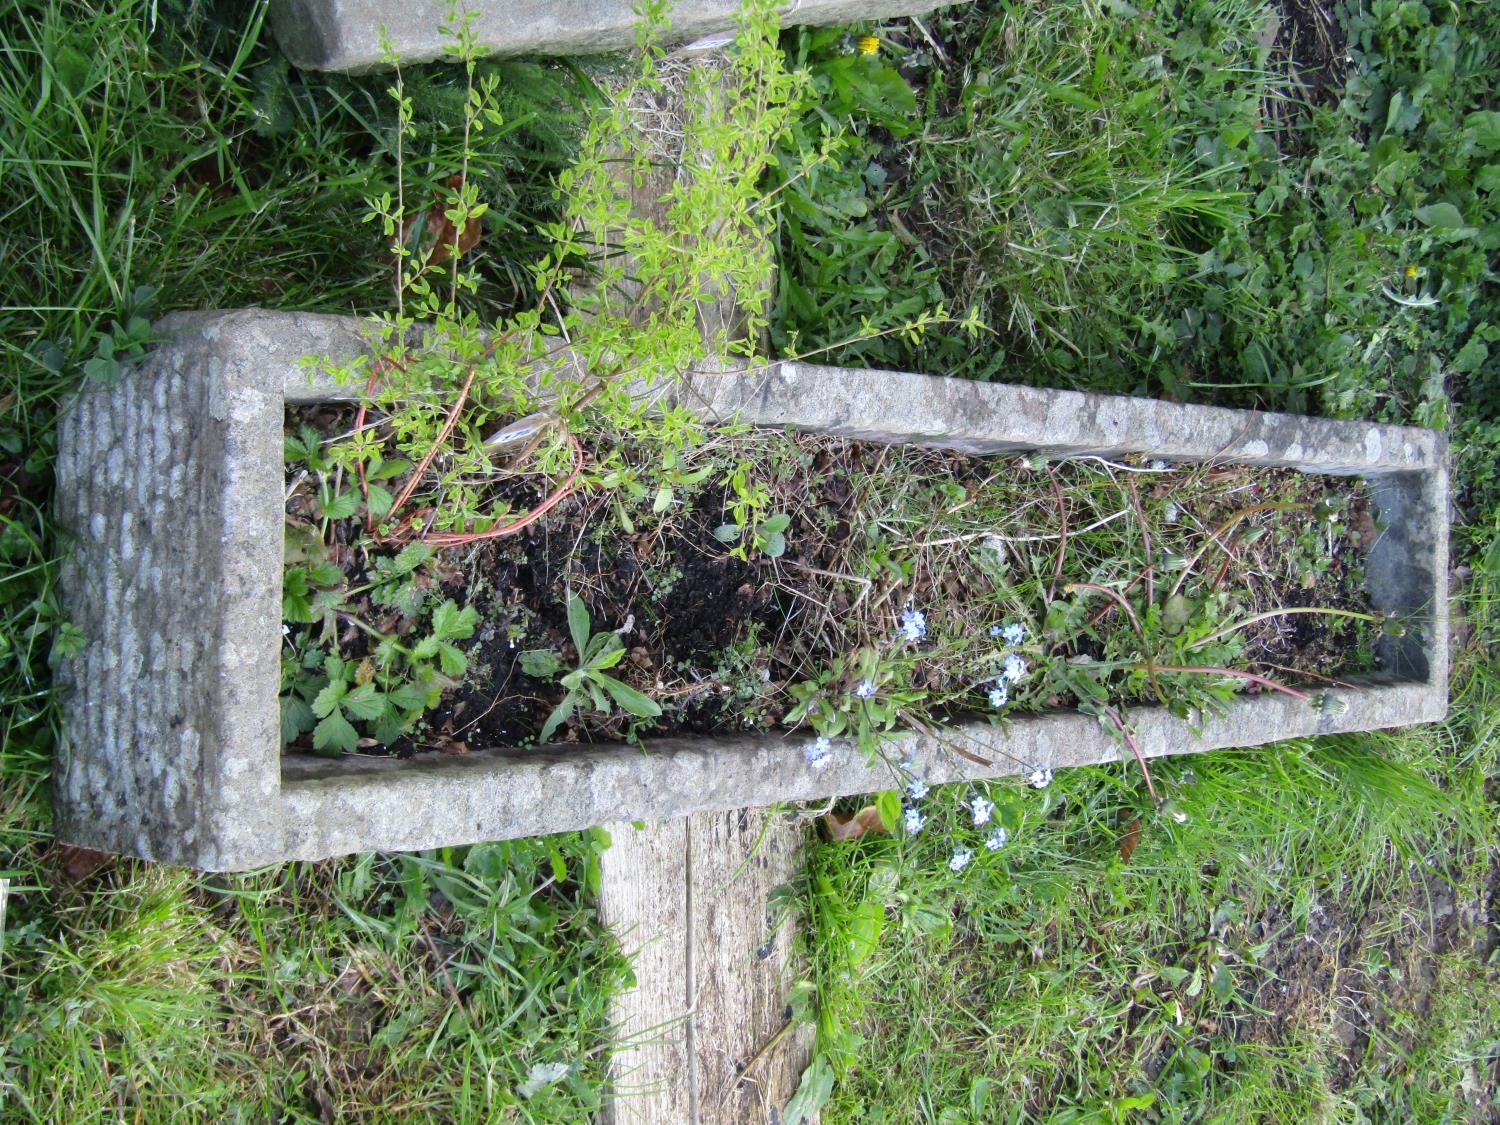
599,809 -> 813,1123
691,808 -> 813,1125
598,818 -> 693,1125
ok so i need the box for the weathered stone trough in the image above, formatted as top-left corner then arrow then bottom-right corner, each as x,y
53,308 -> 1448,870
270,0 -> 957,71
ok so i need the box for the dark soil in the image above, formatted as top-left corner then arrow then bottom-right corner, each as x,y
420,487 -> 789,752
282,408 -> 1384,760
1265,0 -> 1348,113
1239,841 -> 1500,1116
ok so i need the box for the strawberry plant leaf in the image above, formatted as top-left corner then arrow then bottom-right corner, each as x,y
311,678 -> 347,718
313,709 -> 358,755
321,488 -> 360,520
342,682 -> 386,721
438,641 -> 467,678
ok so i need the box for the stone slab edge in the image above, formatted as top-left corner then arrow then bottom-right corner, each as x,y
275,311 -> 1446,864
278,681 -> 1443,860
270,0 -> 962,72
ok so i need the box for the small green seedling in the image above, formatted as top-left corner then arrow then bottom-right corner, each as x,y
526,590 -> 661,744
714,460 -> 791,558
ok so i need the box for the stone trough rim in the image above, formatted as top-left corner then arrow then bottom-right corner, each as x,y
53,308 -> 1449,870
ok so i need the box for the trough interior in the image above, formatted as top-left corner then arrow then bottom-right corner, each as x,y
279,438 -> 1434,786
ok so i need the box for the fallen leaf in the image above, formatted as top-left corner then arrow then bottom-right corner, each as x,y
1118,817 -> 1142,863
824,805 -> 889,842
1352,504 -> 1380,550
398,174 -> 482,270
58,844 -> 114,881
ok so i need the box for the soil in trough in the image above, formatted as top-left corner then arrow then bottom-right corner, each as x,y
282,411 -> 1383,759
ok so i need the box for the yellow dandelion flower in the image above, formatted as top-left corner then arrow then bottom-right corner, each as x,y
1404,265 -> 1419,279
857,35 -> 880,55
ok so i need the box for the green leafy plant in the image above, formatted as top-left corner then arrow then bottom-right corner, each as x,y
79,285 -> 156,384
525,590 -> 662,744
278,0 -> 823,754
280,592 -> 478,756
713,459 -> 792,558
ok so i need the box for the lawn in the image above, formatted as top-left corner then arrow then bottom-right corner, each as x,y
1,0 -> 1496,1119
778,0 -> 1499,1119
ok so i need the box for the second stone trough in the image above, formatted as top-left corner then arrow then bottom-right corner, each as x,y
52,308 -> 1448,871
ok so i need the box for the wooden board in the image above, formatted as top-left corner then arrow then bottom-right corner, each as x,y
599,809 -> 813,1124
598,816 -> 694,1124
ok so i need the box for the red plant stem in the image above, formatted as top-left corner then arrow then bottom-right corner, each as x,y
1136,664 -> 1312,702
387,363 -> 478,520
1068,582 -> 1145,640
1101,703 -> 1158,802
422,433 -> 585,547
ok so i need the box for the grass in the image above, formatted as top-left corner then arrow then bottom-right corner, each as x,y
0,1 -> 629,1117
2,0 -> 1496,1116
3,843 -> 628,1118
773,0 -> 1497,423
781,0 -> 1500,1118
801,585 -> 1499,1118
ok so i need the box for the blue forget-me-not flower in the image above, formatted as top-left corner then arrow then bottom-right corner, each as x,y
805,736 -> 832,770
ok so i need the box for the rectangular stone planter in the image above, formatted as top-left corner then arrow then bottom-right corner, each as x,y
54,309 -> 1448,870
270,0 -> 964,72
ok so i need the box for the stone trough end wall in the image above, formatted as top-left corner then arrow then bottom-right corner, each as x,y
52,310 -> 1449,869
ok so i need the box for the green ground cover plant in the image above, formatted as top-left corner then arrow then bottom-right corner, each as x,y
782,0 -> 1500,1118
772,0 -> 1497,424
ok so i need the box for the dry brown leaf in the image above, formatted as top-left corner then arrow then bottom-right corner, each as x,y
58,844 -> 114,881
824,805 -> 889,842
398,175 -> 483,269
1118,817 -> 1142,863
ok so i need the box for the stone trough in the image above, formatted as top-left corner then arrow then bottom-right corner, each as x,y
53,308 -> 1448,870
270,0 -> 957,71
